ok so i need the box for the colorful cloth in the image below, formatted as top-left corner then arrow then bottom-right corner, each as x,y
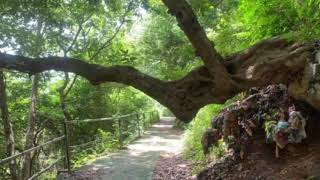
265,121 -> 277,143
288,111 -> 307,143
274,120 -> 290,149
264,111 -> 307,149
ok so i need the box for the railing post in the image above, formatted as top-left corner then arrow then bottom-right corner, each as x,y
151,111 -> 155,122
117,117 -> 123,148
142,113 -> 146,130
156,111 -> 160,121
136,114 -> 141,137
148,112 -> 151,124
63,120 -> 71,173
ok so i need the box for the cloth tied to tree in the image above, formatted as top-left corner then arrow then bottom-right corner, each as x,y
264,110 -> 308,150
265,121 -> 277,143
288,111 -> 307,143
274,120 -> 290,149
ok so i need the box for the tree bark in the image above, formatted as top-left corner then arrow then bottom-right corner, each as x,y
22,74 -> 40,180
0,70 -> 19,180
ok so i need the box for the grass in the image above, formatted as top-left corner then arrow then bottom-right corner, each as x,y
182,104 -> 227,174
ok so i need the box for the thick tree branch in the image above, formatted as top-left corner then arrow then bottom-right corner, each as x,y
0,52 -> 223,121
0,53 -> 163,88
0,52 -> 174,112
225,38 -> 314,86
161,0 -> 225,72
0,37 -> 318,123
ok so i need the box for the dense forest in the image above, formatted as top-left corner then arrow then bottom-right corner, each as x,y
1,0 -> 320,179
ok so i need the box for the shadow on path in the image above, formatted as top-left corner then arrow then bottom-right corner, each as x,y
59,117 -> 183,180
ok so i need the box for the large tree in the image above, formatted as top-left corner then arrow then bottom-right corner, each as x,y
0,0 -> 319,122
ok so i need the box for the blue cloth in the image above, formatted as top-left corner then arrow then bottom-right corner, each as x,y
276,121 -> 289,130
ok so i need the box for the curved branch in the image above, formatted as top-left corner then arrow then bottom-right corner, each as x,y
0,52 -> 174,111
0,37 -> 317,123
0,53 -> 161,85
0,52 -> 229,122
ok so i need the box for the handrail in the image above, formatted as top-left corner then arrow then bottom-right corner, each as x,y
69,138 -> 102,150
0,110 -> 160,179
66,110 -> 159,153
66,117 -> 114,124
66,112 -> 141,124
0,136 -> 65,165
28,157 -> 64,180
66,111 -> 156,124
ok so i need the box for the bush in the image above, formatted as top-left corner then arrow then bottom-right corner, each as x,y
182,104 -> 226,173
173,118 -> 188,129
161,108 -> 174,116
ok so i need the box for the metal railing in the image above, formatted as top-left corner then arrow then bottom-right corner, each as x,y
0,136 -> 65,180
0,110 -> 160,179
64,110 -> 160,168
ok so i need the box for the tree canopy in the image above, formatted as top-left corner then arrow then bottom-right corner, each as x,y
0,0 -> 320,121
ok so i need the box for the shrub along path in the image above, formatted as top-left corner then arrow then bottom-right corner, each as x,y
60,117 -> 185,180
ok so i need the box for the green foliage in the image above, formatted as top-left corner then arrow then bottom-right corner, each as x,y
161,108 -> 174,116
214,0 -> 320,55
210,140 -> 226,159
134,9 -> 201,80
72,129 -> 118,167
182,104 -> 226,171
172,118 -> 188,130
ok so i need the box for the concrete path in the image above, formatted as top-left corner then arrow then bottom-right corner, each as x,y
62,117 -> 183,180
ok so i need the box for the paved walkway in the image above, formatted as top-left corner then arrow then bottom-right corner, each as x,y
62,117 -> 183,180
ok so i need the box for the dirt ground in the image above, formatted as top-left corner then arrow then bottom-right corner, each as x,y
152,154 -> 195,180
198,131 -> 320,180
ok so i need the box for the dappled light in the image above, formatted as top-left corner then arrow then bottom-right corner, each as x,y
1,0 -> 320,179
58,117 -> 185,180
